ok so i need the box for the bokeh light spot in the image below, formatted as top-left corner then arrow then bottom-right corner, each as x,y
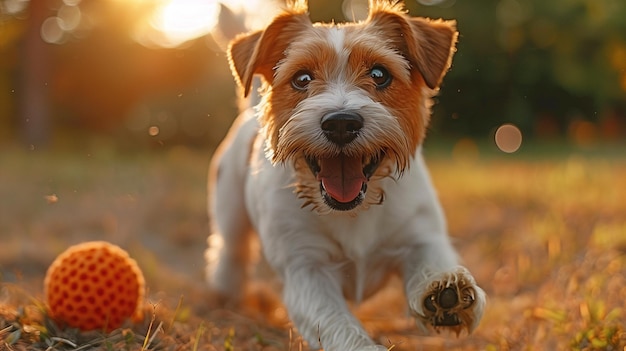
41,17 -> 65,44
3,0 -> 28,14
57,5 -> 82,32
148,126 -> 160,136
495,124 -> 523,153
341,0 -> 368,22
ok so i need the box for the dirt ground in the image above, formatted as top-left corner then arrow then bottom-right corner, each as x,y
1,143 -> 625,350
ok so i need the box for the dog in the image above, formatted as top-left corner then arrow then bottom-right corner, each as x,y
205,0 -> 485,349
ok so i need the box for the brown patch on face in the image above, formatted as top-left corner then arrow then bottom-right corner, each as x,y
227,8 -> 311,97
227,0 -> 458,162
344,27 -> 427,152
366,3 -> 458,90
263,34 -> 341,154
361,3 -> 458,149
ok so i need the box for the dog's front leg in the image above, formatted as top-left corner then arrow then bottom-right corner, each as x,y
282,264 -> 387,351
402,237 -> 486,335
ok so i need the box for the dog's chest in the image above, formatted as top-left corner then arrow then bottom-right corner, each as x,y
321,214 -> 398,302
338,254 -> 394,302
324,213 -> 384,259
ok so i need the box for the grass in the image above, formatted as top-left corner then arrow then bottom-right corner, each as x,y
0,141 -> 625,350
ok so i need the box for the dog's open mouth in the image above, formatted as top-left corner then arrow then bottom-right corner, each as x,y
306,152 -> 383,211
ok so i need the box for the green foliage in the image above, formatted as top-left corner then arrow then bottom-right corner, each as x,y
571,317 -> 624,350
2,0 -> 624,145
410,0 -> 626,138
224,327 -> 235,351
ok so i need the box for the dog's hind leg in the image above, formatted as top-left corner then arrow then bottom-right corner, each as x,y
205,110 -> 258,301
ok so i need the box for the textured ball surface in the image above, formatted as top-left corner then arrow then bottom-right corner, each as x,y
44,241 -> 145,331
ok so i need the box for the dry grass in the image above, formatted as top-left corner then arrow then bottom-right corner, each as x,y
0,142 -> 625,350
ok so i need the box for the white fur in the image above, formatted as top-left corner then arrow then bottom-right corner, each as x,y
206,5 -> 484,348
206,109 -> 485,350
327,27 -> 346,58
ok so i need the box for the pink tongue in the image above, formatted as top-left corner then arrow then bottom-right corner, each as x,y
317,154 -> 366,203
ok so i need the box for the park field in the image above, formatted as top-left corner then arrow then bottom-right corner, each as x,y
0,142 -> 625,350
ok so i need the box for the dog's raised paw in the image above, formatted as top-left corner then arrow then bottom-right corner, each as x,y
423,284 -> 474,327
411,266 -> 485,335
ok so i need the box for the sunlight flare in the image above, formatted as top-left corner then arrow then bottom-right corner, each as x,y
130,0 -> 280,48
149,0 -> 219,47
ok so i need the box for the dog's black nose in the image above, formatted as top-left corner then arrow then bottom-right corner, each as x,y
321,112 -> 363,145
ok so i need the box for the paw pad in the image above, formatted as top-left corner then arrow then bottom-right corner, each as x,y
424,286 -> 473,327
413,268 -> 484,334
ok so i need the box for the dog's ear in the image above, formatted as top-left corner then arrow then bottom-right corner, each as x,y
228,6 -> 311,97
367,3 -> 457,89
228,30 -> 263,96
407,17 -> 458,89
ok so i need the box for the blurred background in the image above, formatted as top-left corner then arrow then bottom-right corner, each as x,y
1,0 -> 625,153
1,2 -> 625,348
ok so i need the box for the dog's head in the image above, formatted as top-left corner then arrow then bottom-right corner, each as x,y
227,0 -> 457,213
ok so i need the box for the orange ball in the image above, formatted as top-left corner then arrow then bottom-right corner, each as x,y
44,241 -> 146,331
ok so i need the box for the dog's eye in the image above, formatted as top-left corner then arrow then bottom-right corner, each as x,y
292,70 -> 313,91
370,66 -> 392,89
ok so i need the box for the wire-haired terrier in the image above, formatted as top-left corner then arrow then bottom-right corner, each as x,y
206,1 -> 485,349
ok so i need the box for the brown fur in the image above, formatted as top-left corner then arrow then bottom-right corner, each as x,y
227,0 -> 457,166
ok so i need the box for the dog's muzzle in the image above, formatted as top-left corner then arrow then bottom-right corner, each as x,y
305,111 -> 383,211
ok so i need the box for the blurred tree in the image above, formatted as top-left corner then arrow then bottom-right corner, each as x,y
1,0 -> 226,147
409,0 -> 626,140
0,0 -> 624,148
17,0 -> 52,147
0,3 -> 25,142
